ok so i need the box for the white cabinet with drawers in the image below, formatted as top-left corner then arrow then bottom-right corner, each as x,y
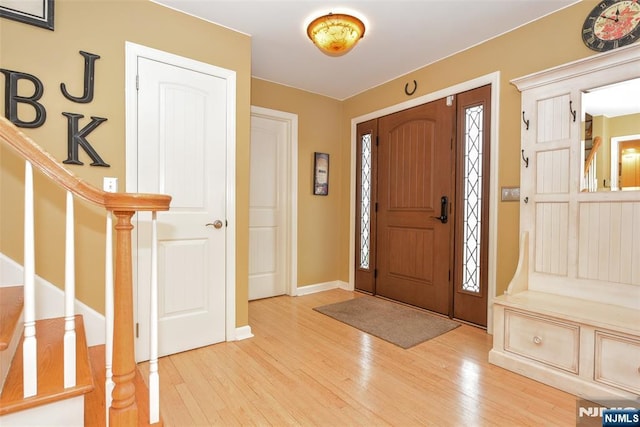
504,309 -> 579,374
490,290 -> 640,400
594,332 -> 640,395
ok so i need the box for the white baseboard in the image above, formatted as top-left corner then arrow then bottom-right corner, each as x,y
234,325 -> 254,341
2,252 -> 353,348
488,349 -> 637,401
242,280 -> 349,341
0,253 -> 105,346
295,280 -> 350,296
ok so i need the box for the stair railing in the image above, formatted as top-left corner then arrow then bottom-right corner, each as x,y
0,116 -> 170,425
583,136 -> 602,192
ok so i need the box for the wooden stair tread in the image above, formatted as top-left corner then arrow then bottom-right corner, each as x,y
0,286 -> 23,351
85,344 -> 162,426
0,315 -> 94,415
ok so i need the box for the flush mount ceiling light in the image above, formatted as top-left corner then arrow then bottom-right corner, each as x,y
306,13 -> 365,57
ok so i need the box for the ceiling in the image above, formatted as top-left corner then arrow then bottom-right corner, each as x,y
152,0 -> 579,100
583,77 -> 640,118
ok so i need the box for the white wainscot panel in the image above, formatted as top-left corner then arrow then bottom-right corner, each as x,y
535,202 -> 569,275
578,202 -> 640,285
536,94 -> 571,144
536,149 -> 569,194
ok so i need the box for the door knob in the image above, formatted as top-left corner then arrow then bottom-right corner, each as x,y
206,220 -> 224,229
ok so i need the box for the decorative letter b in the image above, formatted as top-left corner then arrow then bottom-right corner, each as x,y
0,69 -> 47,128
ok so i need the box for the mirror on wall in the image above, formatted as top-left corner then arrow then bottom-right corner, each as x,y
581,77 -> 640,192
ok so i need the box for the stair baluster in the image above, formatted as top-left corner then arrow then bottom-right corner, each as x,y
64,190 -> 77,389
105,207 -> 115,424
149,212 -> 159,424
22,161 -> 37,399
583,136 -> 601,192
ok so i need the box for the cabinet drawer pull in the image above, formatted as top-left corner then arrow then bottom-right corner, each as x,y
533,336 -> 543,345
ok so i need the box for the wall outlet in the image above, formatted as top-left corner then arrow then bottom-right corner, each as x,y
103,177 -> 118,193
501,186 -> 520,201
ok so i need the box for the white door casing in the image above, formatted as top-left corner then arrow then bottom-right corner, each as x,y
125,42 -> 237,361
249,107 -> 298,299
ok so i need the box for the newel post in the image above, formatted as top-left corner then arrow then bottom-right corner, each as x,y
109,210 -> 138,426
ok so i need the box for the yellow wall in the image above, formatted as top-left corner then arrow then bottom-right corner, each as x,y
610,113 -> 640,136
0,0 -> 620,326
0,0 -> 252,325
590,113 -> 640,190
251,79 -> 343,286
252,1 -> 606,296
596,113 -> 640,190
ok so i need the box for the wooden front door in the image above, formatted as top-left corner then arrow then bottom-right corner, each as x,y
376,98 -> 454,315
355,86 -> 491,326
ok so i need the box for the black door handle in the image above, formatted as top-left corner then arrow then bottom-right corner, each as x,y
431,196 -> 448,224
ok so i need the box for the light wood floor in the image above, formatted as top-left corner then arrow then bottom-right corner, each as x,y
138,289 -> 577,426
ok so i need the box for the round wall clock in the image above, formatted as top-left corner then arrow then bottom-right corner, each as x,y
582,0 -> 640,52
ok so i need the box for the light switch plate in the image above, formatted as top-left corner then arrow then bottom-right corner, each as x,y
501,186 -> 520,201
103,177 -> 118,193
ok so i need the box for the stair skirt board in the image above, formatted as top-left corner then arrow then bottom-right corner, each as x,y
0,254 -> 104,346
0,254 -> 23,285
0,396 -> 84,427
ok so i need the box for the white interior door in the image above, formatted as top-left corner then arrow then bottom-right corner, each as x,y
249,115 -> 288,300
133,55 -> 228,359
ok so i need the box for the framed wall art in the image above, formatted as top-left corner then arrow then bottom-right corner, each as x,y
0,0 -> 54,30
313,152 -> 329,196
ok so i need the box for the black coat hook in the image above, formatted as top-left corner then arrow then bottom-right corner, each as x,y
521,149 -> 529,168
404,80 -> 417,96
522,111 -> 530,130
569,100 -> 576,122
